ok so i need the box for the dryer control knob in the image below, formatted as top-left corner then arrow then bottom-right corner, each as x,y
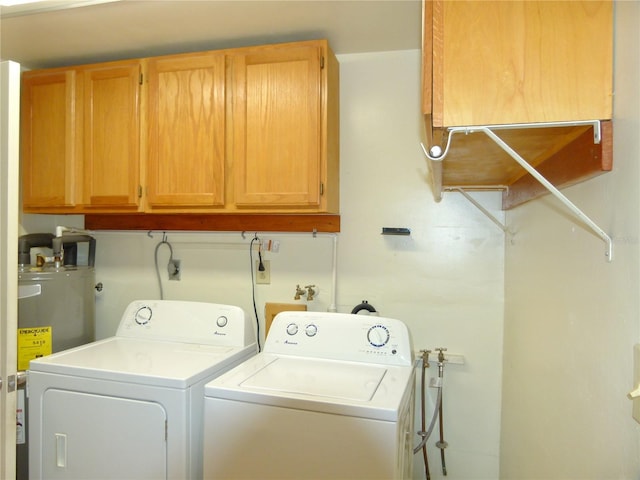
216,316 -> 228,328
305,324 -> 318,337
367,325 -> 390,347
134,306 -> 152,325
286,323 -> 299,335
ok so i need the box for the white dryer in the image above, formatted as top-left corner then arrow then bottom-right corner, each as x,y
203,311 -> 415,480
28,300 -> 257,480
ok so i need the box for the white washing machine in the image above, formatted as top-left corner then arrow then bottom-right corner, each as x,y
28,300 -> 257,480
203,311 -> 416,480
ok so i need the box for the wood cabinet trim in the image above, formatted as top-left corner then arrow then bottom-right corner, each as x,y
85,214 -> 340,233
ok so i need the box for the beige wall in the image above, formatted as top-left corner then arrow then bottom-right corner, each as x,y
19,5 -> 640,479
500,2 -> 640,478
22,50 -> 506,479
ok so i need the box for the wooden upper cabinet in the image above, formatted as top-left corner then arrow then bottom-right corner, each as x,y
22,39 -> 340,227
228,40 -> 339,212
21,69 -> 80,211
81,60 -> 142,211
146,53 -> 226,210
425,0 -> 613,127
422,0 -> 614,209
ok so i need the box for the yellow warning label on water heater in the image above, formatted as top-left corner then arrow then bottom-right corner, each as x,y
17,326 -> 52,370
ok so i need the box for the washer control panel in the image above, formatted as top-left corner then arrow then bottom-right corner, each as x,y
133,305 -> 153,325
367,324 -> 390,347
116,300 -> 254,347
268,311 -> 413,366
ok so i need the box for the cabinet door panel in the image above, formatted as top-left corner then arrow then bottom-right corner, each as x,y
21,70 -> 79,209
428,0 -> 613,126
147,54 -> 225,208
82,62 -> 141,209
231,45 -> 322,208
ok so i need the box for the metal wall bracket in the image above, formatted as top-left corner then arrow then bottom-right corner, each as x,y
422,120 -> 613,262
446,187 -> 512,238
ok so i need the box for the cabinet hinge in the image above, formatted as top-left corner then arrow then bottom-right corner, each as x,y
137,185 -> 143,198
320,183 -> 324,196
139,73 -> 143,85
320,56 -> 325,69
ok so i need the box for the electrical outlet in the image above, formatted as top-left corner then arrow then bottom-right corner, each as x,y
633,344 -> 640,423
256,260 -> 270,284
168,259 -> 181,281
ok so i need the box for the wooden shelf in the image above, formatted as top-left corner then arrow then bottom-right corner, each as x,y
426,119 -> 612,209
85,213 -> 340,233
422,0 -> 613,210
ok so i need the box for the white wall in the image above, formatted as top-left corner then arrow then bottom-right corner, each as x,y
500,2 -> 640,478
21,50 -> 505,479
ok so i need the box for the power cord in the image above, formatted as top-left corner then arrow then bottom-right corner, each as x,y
250,234 -> 262,352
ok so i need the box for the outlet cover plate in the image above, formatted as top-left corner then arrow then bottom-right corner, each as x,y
633,344 -> 640,423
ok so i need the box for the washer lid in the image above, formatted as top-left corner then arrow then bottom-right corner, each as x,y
205,353 -> 414,421
28,337 -> 256,389
240,357 -> 386,402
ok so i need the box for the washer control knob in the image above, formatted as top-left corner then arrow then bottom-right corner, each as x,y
134,306 -> 152,325
216,316 -> 228,328
367,325 -> 390,347
305,324 -> 318,337
286,323 -> 299,335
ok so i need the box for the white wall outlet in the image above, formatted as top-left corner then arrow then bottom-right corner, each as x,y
632,344 -> 640,423
256,260 -> 270,284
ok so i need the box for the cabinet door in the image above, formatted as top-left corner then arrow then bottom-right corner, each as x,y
426,0 -> 613,127
146,53 -> 225,209
230,44 -> 323,209
82,61 -> 141,210
21,69 -> 80,210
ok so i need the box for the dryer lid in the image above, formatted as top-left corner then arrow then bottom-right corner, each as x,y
29,337 -> 255,389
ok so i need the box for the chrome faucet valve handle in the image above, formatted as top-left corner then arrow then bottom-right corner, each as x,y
419,349 -> 431,368
304,285 -> 316,301
294,284 -> 305,300
436,347 -> 447,363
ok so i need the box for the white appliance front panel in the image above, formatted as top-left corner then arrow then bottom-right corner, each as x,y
29,367 -> 219,479
203,397 -> 403,480
41,389 -> 166,480
28,337 -> 254,388
240,356 -> 387,401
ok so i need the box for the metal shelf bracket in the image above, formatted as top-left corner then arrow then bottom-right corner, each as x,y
421,120 -> 613,262
446,187 -> 512,238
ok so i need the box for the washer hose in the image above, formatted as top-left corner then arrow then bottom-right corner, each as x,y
436,351 -> 448,475
414,354 -> 443,479
351,300 -> 377,315
154,235 -> 174,300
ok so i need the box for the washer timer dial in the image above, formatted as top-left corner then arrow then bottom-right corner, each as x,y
367,325 -> 390,347
216,316 -> 228,328
134,305 -> 152,325
305,324 -> 318,337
